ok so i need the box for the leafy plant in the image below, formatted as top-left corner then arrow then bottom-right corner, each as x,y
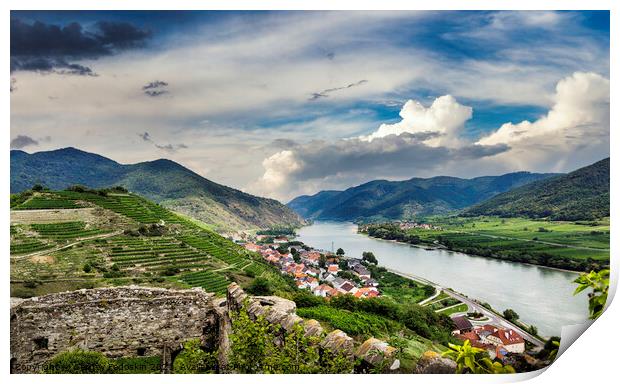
573,269 -> 609,319
172,339 -> 216,373
228,302 -> 354,373
442,340 -> 515,374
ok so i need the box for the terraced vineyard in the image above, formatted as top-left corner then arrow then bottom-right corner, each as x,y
178,270 -> 230,294
54,191 -> 183,224
10,239 -> 53,255
11,189 -> 292,299
177,234 -> 248,267
31,221 -> 109,241
104,236 -> 214,272
12,195 -> 81,210
243,262 -> 268,277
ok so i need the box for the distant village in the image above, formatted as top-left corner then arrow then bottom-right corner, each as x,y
242,234 -> 380,299
358,221 -> 443,232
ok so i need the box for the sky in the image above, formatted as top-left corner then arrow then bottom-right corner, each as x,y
10,10 -> 610,202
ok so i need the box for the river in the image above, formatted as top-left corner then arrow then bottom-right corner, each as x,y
297,221 -> 590,337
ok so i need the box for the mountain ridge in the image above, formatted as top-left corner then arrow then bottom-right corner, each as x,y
287,171 -> 561,221
11,147 -> 304,232
462,158 -> 610,220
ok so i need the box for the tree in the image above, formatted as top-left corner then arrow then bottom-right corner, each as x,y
362,251 -> 378,265
574,269 -> 609,319
31,184 -> 44,192
319,254 -> 326,268
422,284 -> 436,297
502,309 -> 519,322
246,277 -> 273,296
336,248 -> 345,256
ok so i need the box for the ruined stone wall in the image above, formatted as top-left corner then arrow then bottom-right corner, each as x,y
10,284 -> 399,374
10,286 -> 217,373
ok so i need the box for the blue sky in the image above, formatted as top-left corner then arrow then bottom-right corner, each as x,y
10,11 -> 610,201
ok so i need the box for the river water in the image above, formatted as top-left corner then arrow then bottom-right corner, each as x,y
297,221 -> 590,337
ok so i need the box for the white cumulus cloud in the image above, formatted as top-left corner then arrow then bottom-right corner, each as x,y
477,72 -> 609,146
250,71 -> 609,201
362,95 -> 472,147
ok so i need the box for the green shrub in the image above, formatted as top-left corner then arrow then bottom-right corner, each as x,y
43,350 -> 110,374
246,277 -> 273,295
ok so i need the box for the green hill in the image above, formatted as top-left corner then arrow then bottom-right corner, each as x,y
11,147 -> 304,232
462,158 -> 610,221
10,189 -> 290,298
288,172 -> 558,222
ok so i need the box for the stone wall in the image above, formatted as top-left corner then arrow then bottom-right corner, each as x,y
11,284 -> 399,374
10,286 -> 217,373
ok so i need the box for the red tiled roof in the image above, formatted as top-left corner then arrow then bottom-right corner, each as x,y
491,329 -> 524,345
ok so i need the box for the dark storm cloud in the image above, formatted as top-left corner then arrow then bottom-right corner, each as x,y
11,135 -> 39,149
309,79 -> 368,101
142,80 -> 169,97
274,133 -> 510,182
10,19 -> 151,75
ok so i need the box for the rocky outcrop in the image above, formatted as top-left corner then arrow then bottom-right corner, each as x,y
415,351 -> 457,374
11,284 -> 402,374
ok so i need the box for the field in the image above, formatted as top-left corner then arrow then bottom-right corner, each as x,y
364,216 -> 610,271
436,303 -> 469,316
10,190 -> 288,298
434,216 -> 609,251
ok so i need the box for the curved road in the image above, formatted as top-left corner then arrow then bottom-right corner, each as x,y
387,268 -> 545,348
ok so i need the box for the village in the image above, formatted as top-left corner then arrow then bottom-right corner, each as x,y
358,221 -> 443,233
243,234 -> 380,299
241,232 -> 531,361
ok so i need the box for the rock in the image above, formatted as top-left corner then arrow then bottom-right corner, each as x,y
415,351 -> 456,374
356,337 -> 398,369
320,330 -> 354,357
303,319 -> 323,338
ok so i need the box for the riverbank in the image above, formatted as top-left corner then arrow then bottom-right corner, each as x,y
360,231 -> 582,275
358,222 -> 607,273
297,221 -> 589,337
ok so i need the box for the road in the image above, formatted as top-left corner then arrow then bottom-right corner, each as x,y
387,268 -> 545,348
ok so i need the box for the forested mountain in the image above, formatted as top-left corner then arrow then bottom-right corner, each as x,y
288,171 -> 559,221
11,147 -> 304,232
462,158 -> 610,221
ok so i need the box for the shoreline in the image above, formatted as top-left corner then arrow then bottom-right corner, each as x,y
358,231 -> 584,275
